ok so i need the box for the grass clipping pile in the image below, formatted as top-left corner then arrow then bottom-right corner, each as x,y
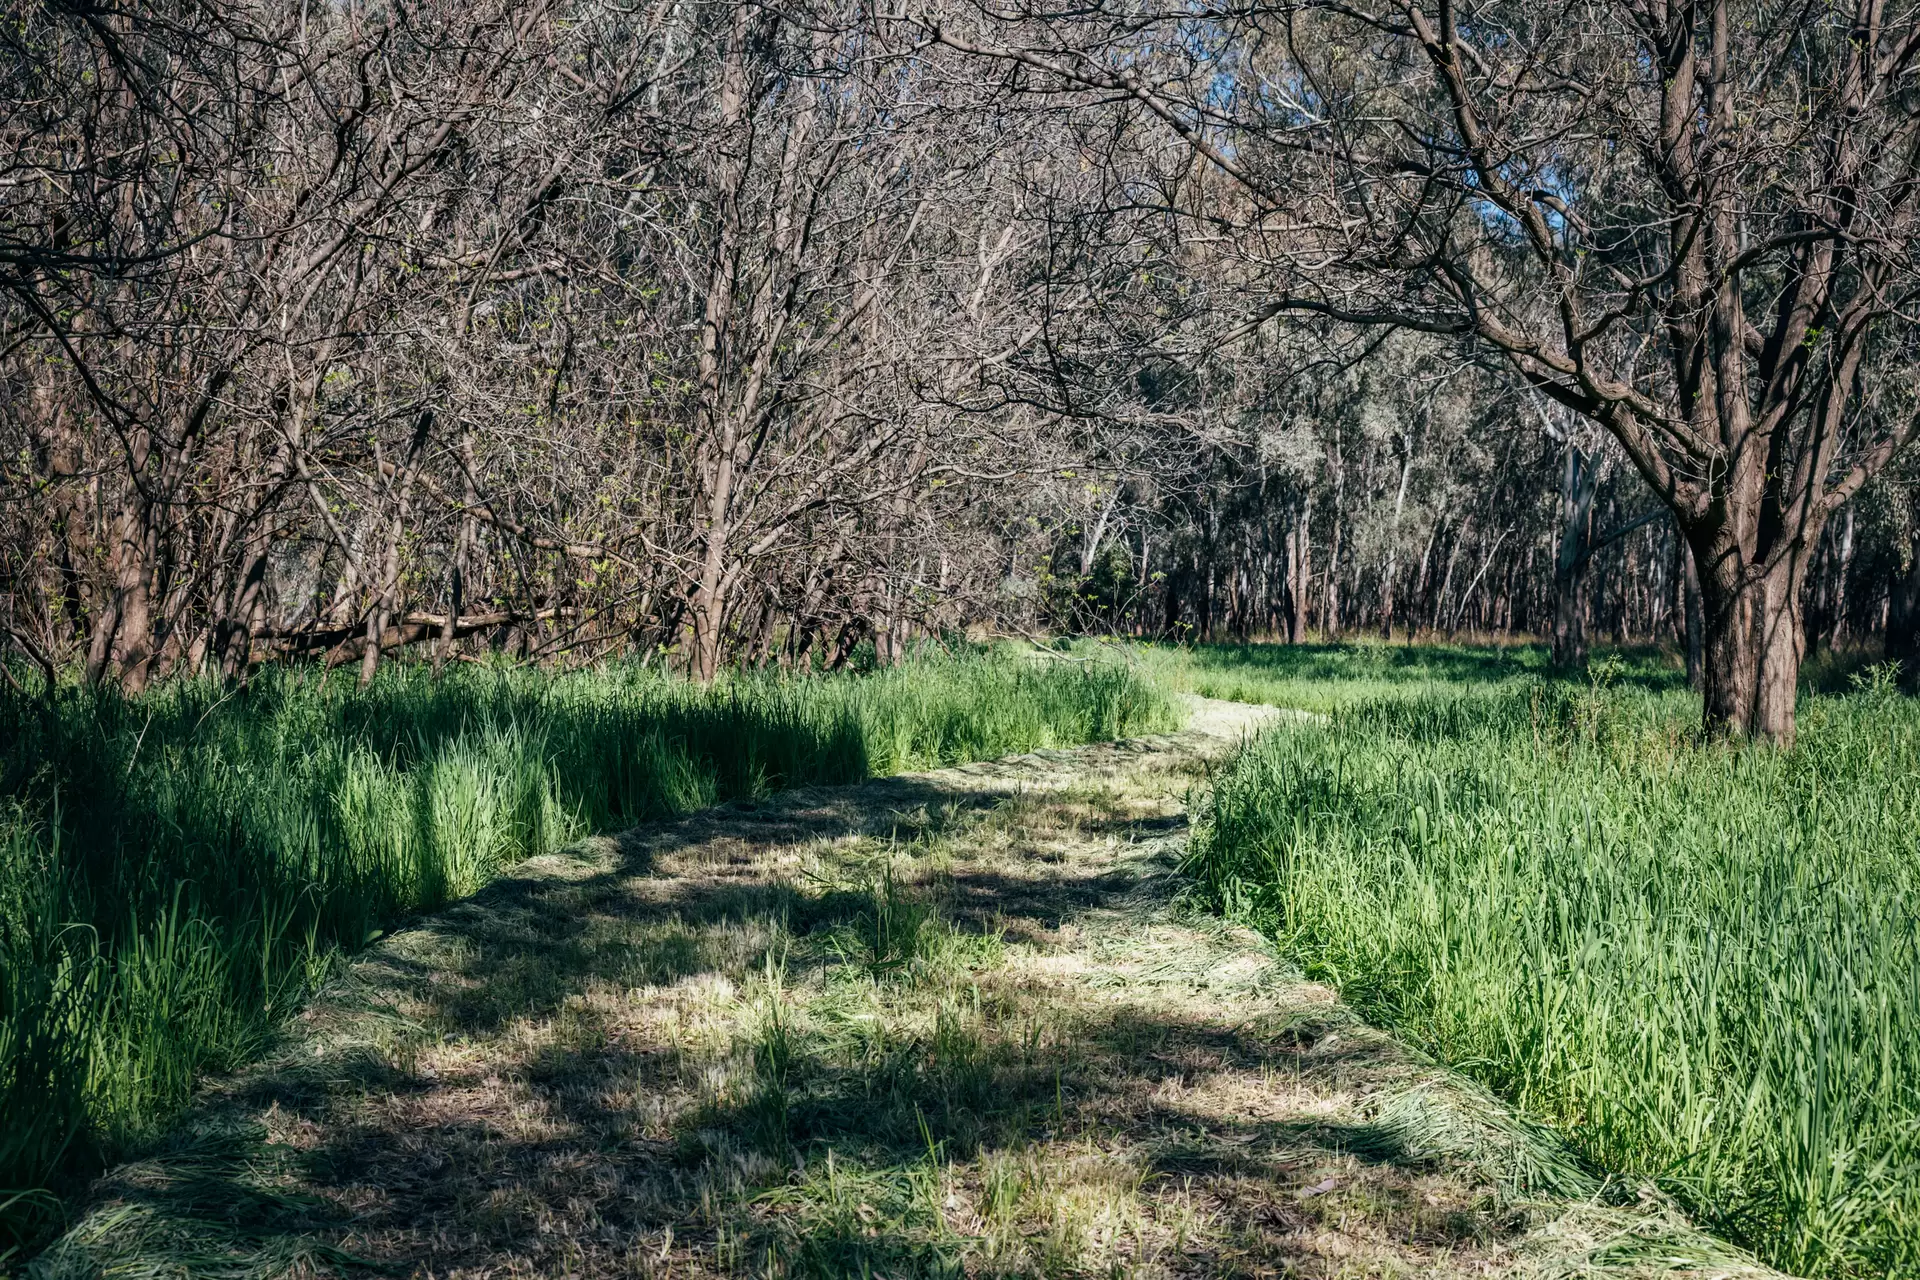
35,699 -> 1778,1280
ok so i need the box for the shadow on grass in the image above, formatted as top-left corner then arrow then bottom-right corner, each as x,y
33,770 -> 1529,1280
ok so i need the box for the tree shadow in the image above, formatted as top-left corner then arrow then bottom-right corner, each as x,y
36,765 -> 1540,1280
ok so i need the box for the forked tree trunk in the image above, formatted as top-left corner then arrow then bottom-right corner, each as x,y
1693,540 -> 1759,737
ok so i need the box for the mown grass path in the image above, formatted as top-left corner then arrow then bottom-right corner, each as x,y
35,699 -> 1783,1280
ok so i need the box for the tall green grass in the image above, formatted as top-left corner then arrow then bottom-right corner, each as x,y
1189,663 -> 1920,1277
0,649 -> 1177,1255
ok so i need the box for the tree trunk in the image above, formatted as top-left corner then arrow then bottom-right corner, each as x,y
748,591 -> 780,668
683,8 -> 751,683
1431,521 -> 1463,636
1681,536 -> 1705,691
1412,514 -> 1441,641
1679,473 -> 1833,744
95,491 -> 159,692
1821,506 -> 1857,649
1380,432 -> 1414,640
1550,553 -> 1588,668
1137,529 -> 1150,635
1284,499 -> 1310,643
1324,457 -> 1344,639
1079,488 -> 1118,578
1550,444 -> 1598,669
359,418 -> 432,689
1754,550 -> 1808,746
1888,520 -> 1920,678
1688,526 -> 1816,745
1693,537 -> 1759,737
221,548 -> 271,678
688,545 -> 732,682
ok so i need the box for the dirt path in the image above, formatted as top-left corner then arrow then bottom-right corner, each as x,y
39,698 -> 1782,1280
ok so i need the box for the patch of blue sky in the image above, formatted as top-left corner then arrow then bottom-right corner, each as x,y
1458,157 -> 1581,241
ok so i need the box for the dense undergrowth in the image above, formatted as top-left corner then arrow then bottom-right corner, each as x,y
0,648 -> 1176,1255
1183,642 -> 1920,1277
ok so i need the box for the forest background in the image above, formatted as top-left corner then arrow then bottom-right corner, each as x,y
9,0 -> 1920,744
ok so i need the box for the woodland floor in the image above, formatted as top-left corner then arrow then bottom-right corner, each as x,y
34,698 -> 1785,1280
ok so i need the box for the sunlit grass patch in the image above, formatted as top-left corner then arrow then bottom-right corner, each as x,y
1110,636 -> 1684,717
669,832 -> 1232,1279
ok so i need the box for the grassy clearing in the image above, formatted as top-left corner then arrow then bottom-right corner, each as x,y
0,649 -> 1176,1256
1113,636 -> 1684,714
40,707 -> 1765,1280
1185,645 -> 1920,1277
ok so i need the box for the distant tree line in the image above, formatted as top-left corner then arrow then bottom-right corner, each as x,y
4,0 -> 1919,743
1045,342 -> 1920,680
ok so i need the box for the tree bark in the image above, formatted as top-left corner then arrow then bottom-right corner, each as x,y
1888,519 -> 1920,678
1380,434 -> 1413,640
1693,535 -> 1759,736
1681,537 -> 1705,691
1324,457 -> 1344,639
1754,550 -> 1808,746
1284,500 -> 1310,644
96,487 -> 159,692
1677,453 -> 1834,743
1550,444 -> 1598,669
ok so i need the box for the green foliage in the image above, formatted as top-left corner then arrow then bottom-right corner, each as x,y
1187,657 -> 1920,1277
0,650 -> 1177,1254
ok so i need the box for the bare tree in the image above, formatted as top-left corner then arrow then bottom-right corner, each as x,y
2,0 -> 1081,685
10,0 -> 1919,703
